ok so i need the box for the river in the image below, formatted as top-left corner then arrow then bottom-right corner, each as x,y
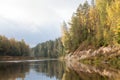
0,59 -> 119,80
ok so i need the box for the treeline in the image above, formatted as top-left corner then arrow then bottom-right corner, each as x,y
0,35 -> 30,56
61,0 -> 120,53
33,38 -> 65,58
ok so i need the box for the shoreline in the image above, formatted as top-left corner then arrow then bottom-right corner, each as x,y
65,46 -> 120,64
0,56 -> 60,61
0,56 -> 35,61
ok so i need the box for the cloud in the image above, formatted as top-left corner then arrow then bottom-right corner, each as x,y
0,0 -> 87,25
0,0 -> 60,25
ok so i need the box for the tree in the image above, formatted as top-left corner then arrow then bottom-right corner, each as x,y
0,35 -> 30,56
106,0 -> 120,44
61,22 -> 72,53
69,1 -> 90,50
33,38 -> 65,58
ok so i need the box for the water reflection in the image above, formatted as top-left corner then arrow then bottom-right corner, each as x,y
64,60 -> 120,80
0,62 -> 30,80
0,60 -> 65,80
0,60 -> 120,80
32,60 -> 65,80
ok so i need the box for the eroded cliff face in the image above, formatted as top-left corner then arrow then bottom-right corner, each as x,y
65,46 -> 120,61
63,60 -> 120,80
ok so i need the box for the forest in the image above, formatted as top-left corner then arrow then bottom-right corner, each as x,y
0,35 -> 64,58
27,0 -> 120,58
33,38 -> 65,58
0,35 -> 30,56
61,0 -> 120,53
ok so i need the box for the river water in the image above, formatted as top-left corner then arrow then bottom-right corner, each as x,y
0,59 -> 119,80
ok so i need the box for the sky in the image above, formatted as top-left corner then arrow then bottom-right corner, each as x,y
0,0 -> 90,47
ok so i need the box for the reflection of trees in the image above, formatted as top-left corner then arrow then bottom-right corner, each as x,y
63,60 -> 120,80
62,67 -> 80,80
0,62 -> 30,80
33,60 -> 65,80
62,67 -> 108,80
2,60 -> 119,80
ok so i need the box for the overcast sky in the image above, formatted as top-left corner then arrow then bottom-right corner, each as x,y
0,0 -> 90,47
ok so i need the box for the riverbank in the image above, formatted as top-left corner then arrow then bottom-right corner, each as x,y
65,45 -> 120,64
0,56 -> 35,61
0,56 -> 60,61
